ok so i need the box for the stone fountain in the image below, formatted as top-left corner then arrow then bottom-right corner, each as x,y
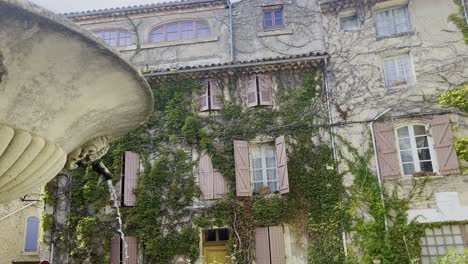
0,0 -> 153,202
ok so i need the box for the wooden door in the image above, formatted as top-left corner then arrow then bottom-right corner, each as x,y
204,245 -> 227,264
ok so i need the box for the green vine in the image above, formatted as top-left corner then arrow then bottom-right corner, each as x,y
448,0 -> 468,44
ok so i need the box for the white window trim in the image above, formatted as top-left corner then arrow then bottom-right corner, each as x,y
394,123 -> 439,178
249,143 -> 279,193
374,4 -> 412,38
381,53 -> 416,88
22,215 -> 39,255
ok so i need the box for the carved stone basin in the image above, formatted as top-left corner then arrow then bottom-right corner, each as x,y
0,0 -> 153,202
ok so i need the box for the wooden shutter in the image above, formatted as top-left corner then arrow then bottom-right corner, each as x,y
255,227 -> 270,264
124,151 -> 139,206
199,153 -> 214,200
126,236 -> 138,264
110,237 -> 121,264
210,80 -> 223,110
275,136 -> 289,194
258,74 -> 274,106
199,80 -> 209,112
374,123 -> 401,180
214,170 -> 228,199
234,140 -> 252,197
24,216 -> 39,252
269,226 -> 286,264
246,75 -> 259,108
431,115 -> 460,175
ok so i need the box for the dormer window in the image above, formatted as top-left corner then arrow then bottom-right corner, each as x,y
93,29 -> 133,47
150,21 -> 211,43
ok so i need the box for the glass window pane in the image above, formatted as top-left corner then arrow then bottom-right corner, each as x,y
420,161 -> 433,172
267,169 -> 277,181
436,236 -> 444,245
416,136 -> 429,148
428,246 -> 437,255
452,225 -> 461,234
403,163 -> 415,176
400,150 -> 414,162
166,23 -> 179,41
252,158 -> 262,169
434,228 -> 443,235
274,10 -> 283,26
418,149 -> 431,161
398,138 -> 412,150
218,229 -> 229,241
421,257 -> 430,264
437,246 -> 445,255
445,236 -> 454,244
454,235 -> 463,244
268,181 -> 278,192
340,15 -> 359,30
456,245 -> 465,254
414,125 -> 426,136
266,157 -> 276,168
196,22 -> 210,37
421,246 -> 428,254
181,22 -> 194,39
397,126 -> 410,138
253,182 -> 262,193
151,27 -> 164,42
425,229 -> 434,236
253,170 -> 263,181
264,11 -> 273,20
205,230 -> 216,242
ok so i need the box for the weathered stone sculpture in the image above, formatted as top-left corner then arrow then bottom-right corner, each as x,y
0,0 -> 153,202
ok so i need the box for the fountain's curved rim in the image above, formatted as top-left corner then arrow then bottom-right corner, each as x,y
0,0 -> 154,130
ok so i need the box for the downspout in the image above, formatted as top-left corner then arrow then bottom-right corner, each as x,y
0,201 -> 38,221
228,0 -> 234,62
461,0 -> 468,25
369,108 -> 392,230
321,60 -> 347,256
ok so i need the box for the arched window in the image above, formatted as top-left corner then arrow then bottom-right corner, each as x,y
150,21 -> 211,43
24,216 -> 40,253
396,124 -> 436,176
93,29 -> 133,47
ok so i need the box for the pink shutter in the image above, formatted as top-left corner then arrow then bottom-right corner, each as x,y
124,151 -> 139,206
269,226 -> 286,264
213,170 -> 228,199
125,236 -> 138,264
255,227 -> 270,264
275,136 -> 289,194
246,75 -> 258,108
199,153 -> 214,200
210,80 -> 223,110
234,140 -> 252,197
258,74 -> 274,106
199,80 -> 209,112
431,115 -> 460,175
374,123 -> 401,180
110,237 -> 120,264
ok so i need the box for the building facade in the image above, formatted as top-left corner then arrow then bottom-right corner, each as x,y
54,0 -> 468,263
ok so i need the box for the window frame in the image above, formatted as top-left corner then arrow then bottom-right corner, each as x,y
339,14 -> 360,31
93,29 -> 133,47
262,6 -> 285,31
203,228 -> 230,245
23,216 -> 40,254
381,53 -> 415,88
420,224 -> 468,263
374,5 -> 412,38
249,143 -> 279,194
149,20 -> 211,43
394,123 -> 438,177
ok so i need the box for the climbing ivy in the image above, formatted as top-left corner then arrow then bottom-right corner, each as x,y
448,0 -> 468,44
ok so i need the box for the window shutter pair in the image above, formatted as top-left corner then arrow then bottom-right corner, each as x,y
246,74 -> 274,108
200,80 -> 223,112
255,226 -> 286,264
198,153 -> 228,200
234,136 -> 289,197
374,115 -> 460,180
110,236 -> 138,264
114,151 -> 140,207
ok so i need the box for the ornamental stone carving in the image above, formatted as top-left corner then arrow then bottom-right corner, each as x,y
65,136 -> 112,170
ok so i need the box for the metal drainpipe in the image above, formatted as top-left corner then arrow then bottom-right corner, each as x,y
0,201 -> 37,221
461,0 -> 468,25
369,108 -> 392,230
228,0 -> 234,62
321,61 -> 347,256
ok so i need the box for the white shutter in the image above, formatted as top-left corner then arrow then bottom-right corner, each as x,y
199,80 -> 209,112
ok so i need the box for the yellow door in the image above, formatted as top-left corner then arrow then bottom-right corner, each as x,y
204,245 -> 227,264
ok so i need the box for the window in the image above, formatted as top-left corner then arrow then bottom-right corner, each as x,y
263,6 -> 284,30
94,29 -> 133,47
375,5 -> 411,37
340,15 -> 359,30
420,225 -> 468,264
111,236 -> 138,264
396,125 -> 435,176
234,136 -> 289,197
24,216 -> 39,253
251,144 -> 278,193
199,80 -> 223,112
255,226 -> 286,264
150,21 -> 211,43
245,74 -> 274,107
204,229 -> 229,243
382,54 -> 413,87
